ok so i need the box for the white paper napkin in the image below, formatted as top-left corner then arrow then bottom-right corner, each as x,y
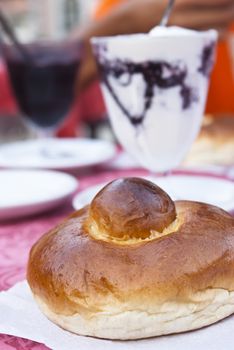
0,281 -> 234,350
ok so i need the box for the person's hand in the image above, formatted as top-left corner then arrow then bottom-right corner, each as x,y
125,0 -> 234,34
171,0 -> 234,33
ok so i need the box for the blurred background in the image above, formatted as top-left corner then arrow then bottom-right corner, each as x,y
0,0 -> 111,144
0,0 -> 98,40
0,0 -> 234,157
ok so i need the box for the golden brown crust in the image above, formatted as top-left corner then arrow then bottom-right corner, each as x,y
185,116 -> 234,165
27,178 -> 234,318
88,178 -> 176,239
199,116 -> 234,145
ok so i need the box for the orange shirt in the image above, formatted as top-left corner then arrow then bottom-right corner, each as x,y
95,0 -> 125,17
95,0 -> 234,116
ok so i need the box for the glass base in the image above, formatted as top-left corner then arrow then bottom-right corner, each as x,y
143,172 -> 181,200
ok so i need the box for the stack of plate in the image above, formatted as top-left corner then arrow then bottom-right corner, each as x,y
0,138 -> 116,221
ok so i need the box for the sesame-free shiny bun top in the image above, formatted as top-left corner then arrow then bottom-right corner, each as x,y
27,177 -> 234,340
88,177 -> 176,240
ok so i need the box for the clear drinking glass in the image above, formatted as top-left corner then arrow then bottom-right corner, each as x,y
1,39 -> 82,138
92,28 -> 218,183
0,0 -> 83,139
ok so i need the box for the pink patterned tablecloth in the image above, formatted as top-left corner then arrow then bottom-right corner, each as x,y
0,167 -> 150,350
0,166 -> 233,350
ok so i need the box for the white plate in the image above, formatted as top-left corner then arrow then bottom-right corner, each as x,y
73,174 -> 234,212
110,153 -> 234,180
0,138 -> 116,170
0,170 -> 78,221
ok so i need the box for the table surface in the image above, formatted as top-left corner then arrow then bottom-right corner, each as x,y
0,165 -> 233,350
0,166 -> 151,350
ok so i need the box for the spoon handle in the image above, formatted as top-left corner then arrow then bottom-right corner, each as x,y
159,0 -> 175,27
0,10 -> 32,62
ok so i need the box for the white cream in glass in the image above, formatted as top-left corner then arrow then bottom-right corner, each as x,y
92,26 -> 218,173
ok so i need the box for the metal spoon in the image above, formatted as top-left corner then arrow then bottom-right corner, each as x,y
159,0 -> 175,26
0,10 -> 32,63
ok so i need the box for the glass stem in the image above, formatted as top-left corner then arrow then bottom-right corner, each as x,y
148,169 -> 179,200
35,128 -> 55,139
163,169 -> 179,200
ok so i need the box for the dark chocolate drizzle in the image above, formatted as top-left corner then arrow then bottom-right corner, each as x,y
198,42 -> 216,77
94,42 -> 213,126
